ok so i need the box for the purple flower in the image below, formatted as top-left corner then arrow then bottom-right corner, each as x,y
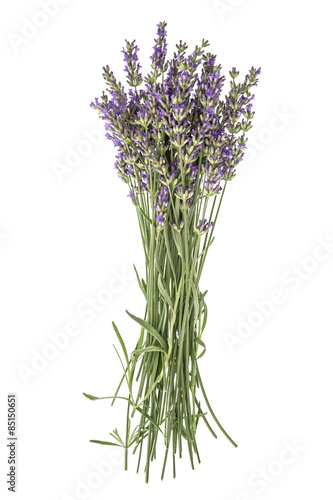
150,21 -> 168,71
91,21 -> 260,218
122,40 -> 142,88
195,219 -> 214,236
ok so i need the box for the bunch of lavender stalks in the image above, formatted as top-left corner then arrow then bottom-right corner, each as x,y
84,21 -> 260,482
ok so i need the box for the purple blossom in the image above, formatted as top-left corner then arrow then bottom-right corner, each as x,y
195,219 -> 214,236
150,21 -> 167,71
91,21 -> 260,231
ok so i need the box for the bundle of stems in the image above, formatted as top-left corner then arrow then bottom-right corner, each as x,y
84,21 -> 260,482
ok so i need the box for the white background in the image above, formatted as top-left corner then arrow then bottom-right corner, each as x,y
1,0 -> 332,499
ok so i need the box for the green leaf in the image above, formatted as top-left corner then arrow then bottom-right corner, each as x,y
126,310 -> 167,351
195,337 -> 206,359
202,300 -> 208,332
136,327 -> 145,351
141,279 -> 147,295
89,440 -> 122,447
140,378 -> 159,405
138,207 -> 152,225
83,392 -> 103,401
138,356 -> 160,404
131,346 -> 167,359
170,225 -> 183,258
180,425 -> 188,440
135,406 -> 164,434
133,264 -> 147,299
109,429 -> 125,446
157,274 -> 174,310
83,393 -> 134,403
112,322 -> 129,366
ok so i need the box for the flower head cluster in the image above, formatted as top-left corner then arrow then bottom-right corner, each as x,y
91,22 -> 260,232
195,219 -> 214,236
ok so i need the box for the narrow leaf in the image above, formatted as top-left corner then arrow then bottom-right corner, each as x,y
138,207 -> 152,225
133,264 -> 147,299
170,225 -> 183,258
126,310 -> 167,350
195,337 -> 206,359
112,322 -> 129,366
90,440 -> 122,447
158,274 -> 174,310
135,406 -> 164,434
131,346 -> 166,358
202,300 -> 208,332
83,393 -> 134,404
141,279 -> 147,295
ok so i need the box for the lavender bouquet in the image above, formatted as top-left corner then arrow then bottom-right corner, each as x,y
84,21 -> 260,482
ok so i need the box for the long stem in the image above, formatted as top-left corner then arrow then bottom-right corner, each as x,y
118,175 -> 234,480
